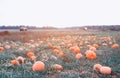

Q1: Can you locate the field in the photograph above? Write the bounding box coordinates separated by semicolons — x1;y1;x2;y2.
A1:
0;29;120;78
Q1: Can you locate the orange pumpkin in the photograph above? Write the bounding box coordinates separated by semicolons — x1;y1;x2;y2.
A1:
53;49;59;53
67;43;72;48
26;52;35;58
32;61;45;71
93;44;99;49
73;47;80;54
102;43;108;46
76;53;82;59
100;66;111;75
17;56;24;64
93;64;102;71
11;60;19;65
89;46;96;52
111;44;119;49
30;56;36;60
57;52;64;57
87;45;92;49
0;47;4;52
53;46;61;50
52;64;63;70
85;50;97;60
26;49;32;52
69;46;75;51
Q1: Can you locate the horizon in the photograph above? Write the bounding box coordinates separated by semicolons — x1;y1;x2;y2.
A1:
0;0;120;28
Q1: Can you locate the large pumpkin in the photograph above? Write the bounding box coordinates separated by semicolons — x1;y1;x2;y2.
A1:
100;66;111;75
85;50;97;60
32;61;45;71
111;44;119;49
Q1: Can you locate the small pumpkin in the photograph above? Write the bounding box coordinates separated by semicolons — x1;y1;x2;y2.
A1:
87;45;92;49
57;52;64;57
32;61;45;71
11;60;19;65
17;56;24;64
53;46;61;50
73;47;80;54
30;56;36;60
93;64;102;72
0;47;4;52
89;46;96;52
93;44;99;49
102;43;108;46
100;66;111;75
52;64;63;70
76;53;82;59
4;45;11;49
26;52;35;58
67;43;72;48
69;46;75;51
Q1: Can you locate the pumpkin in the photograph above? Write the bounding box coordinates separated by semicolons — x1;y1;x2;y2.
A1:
52;64;63;70
0;47;4;51
109;42;113;45
4;45;11;49
53;49;59;53
89;46;96;52
26;52;35;58
93;64;102;71
93;44;99;49
67;43;72;48
69;46;75;51
111;44;119;49
57;51;64;57
76;53;82;59
30;56;36;60
18;47;24;51
102;43;108;46
85;50;97;60
100;66;111;75
53;46;61;50
32;61;45;71
17;56;24;64
11;60;19;65
73;47;80;54
87;45;92;49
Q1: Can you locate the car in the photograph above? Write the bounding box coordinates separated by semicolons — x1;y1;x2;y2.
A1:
20;27;27;31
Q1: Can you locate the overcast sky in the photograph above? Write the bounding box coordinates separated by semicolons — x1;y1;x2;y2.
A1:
0;0;120;28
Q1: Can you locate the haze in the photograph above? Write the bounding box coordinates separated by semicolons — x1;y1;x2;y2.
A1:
0;0;120;28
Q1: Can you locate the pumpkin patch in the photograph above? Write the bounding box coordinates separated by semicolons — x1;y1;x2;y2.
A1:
0;30;119;78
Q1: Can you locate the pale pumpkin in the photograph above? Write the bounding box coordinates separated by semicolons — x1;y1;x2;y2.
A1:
100;66;111;75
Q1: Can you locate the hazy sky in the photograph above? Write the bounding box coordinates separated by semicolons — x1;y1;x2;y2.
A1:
0;0;120;28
